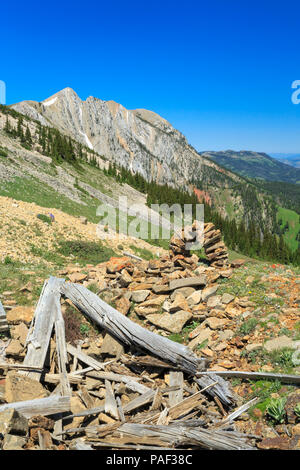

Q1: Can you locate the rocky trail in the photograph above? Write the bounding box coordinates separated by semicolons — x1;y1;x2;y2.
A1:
0;223;299;450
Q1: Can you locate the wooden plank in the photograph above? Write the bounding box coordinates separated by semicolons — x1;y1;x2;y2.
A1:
122;251;143;261
169;371;183;407
60;281;203;375
86;371;151;395
105;380;119;420
21;277;65;380
0;301;9;333
216;398;259;427
55;304;71;396
0;395;70;418
67;343;106;371
116;397;125;423
0;363;44;372
117;423;255;450
43;373;82;385
78;386;95;409
197;370;300;385
123;389;156;414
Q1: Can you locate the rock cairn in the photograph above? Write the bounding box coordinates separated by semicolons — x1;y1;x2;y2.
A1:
169;221;229;268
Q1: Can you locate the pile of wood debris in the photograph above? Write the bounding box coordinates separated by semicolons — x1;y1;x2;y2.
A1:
0;228;299;451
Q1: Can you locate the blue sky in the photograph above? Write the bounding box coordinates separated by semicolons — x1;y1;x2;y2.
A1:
1;0;300;153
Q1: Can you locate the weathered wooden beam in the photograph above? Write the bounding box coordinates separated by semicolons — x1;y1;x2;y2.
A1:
122;251;143;261
169;371;183;407
86;371;150;394
55;303;71;396
117;423;255;450
0;395;70;418
60;281;203;375
22;277;65;380
105;380;119;420
0;301;9;333
67;343;106;371
197;370;300;385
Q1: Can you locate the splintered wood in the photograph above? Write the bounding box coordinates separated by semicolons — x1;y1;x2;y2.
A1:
0;276;268;450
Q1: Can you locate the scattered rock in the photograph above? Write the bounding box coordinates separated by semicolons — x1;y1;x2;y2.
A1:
2;433;26;450
146;310;192;334
201;285;218;302
100;332;125;358
5;339;23;358
7;306;34;325
5;371;48;403
68;272;88;283
187;291;202;307
207;295;222;309
188;327;212;350
221;293;235;304
0;409;28;435
11;323;28;346
106;257;133;274
264;335;300;352
131;290;150;303
206;317;229;330
115;296;131;316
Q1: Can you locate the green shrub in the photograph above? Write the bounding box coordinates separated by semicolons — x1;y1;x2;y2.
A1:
37;214;52;225
238;318;258;335
294;403;300;419
266;397;286;424
57;240;115;265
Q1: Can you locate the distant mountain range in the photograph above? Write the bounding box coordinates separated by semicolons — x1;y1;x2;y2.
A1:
270;153;300;169
202;150;300;184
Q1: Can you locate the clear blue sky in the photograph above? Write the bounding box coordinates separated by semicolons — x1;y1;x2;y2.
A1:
1;0;300;153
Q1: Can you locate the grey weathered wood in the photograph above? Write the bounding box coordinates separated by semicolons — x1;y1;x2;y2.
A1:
122;251;143;261
216;398;259;427
123;389;156;414
116;396;125;423
156;407;169;425
195;373;235;406
67;343;106;371
0;395;70;418
55;304;71;396
60;281;203;375
0;363;44;372
169;371;183;407
62;405;105;420
86;371;150;394
0;301;9;333
197;370;300;385
22;277;65;380
117;423;255;450
43;372;82;385
105;380;119;420
72;439;94;450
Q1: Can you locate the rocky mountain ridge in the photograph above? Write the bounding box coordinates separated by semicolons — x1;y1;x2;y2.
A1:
12;88;241;188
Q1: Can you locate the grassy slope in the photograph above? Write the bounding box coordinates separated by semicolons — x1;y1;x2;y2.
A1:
277;206;300;251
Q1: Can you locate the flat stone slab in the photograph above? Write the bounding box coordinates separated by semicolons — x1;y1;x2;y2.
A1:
169;276;207;291
264;335;300;352
146;310;192;334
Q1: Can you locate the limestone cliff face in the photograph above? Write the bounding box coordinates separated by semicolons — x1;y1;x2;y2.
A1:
12;88;239;188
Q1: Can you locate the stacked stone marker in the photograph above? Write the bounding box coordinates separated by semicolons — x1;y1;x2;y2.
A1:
169;221;229;268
